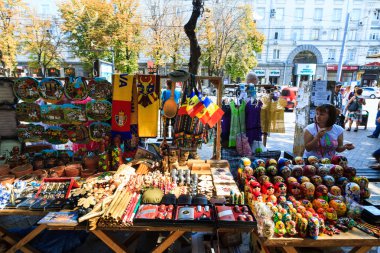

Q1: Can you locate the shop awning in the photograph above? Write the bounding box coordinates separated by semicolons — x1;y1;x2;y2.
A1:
326;65;358;71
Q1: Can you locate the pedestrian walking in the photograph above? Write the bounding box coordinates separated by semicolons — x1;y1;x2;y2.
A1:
346;88;366;132
333;82;344;127
367;101;380;138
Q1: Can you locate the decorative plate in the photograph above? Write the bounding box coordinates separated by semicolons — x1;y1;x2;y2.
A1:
88;77;112;100
64;124;89;144
41;105;65;124
62;104;87;124
13;77;40;102
44;126;69;144
86;100;112;121
64;77;88;101
88;122;111;141
38;78;64;104
16;102;41;122
17;124;44;142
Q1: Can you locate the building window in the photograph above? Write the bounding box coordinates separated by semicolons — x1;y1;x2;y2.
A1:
314;8;323;21
370;32;380;40
328;49;336;60
273;30;283;40
330;29;339;40
275;8;284;20
295;8;304;21
274;32;279;39
347;49;356;61
256;52;262;60
273;49;280;59
351;9;361;21
311;29;320;40
256;7;265;20
367;47;379;56
333;8;342;21
292;29;302;41
348;30;357;40
374;9;380;21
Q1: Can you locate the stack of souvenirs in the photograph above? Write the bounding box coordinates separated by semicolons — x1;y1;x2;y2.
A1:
238;155;373;239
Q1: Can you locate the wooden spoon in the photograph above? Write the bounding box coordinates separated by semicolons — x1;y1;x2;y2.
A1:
163;83;177;118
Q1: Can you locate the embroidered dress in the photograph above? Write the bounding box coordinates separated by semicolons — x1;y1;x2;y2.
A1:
229;100;246;147
303;123;344;159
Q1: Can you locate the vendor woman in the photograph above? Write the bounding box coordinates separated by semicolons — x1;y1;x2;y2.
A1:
304;104;355;159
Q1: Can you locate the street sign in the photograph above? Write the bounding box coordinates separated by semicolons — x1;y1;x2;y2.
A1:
269;70;280;76
295;64;316;75
253;69;266;76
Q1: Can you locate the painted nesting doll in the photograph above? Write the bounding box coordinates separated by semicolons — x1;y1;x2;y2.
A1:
323;175;335;189
255;166;266;178
297;217;308;238
288;182;303;200
266;158;278;168
286;220;297;236
298;176;311;184
301;182;315;201
336;177;349;194
345;182;360;202
278;158;292;169
330;165;344;179
274;221;286;237
331;155;348;168
307;156;319;165
311;175;323;186
315;185;329;202
253;159;265;169
312;198;329;211
273;176;285;184
325;207;338;223
291;165;303;178
343;166;357;180
307;216;320;239
329;199;347;217
317;164;330;178
328;186;345;202
286;177;298;185
320;158;331;164
279;166;292;179
266;165;278;177
294;156;305;165
353;176;370;199
258;175;271;185
262;181;275;202
303;165;317;177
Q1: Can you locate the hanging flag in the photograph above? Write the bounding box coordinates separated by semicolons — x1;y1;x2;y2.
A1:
206;102;225;128
137;75;159;137
177;97;190;116
130;76;138;125
111;74;133;140
186;93;204;118
196;96;212;125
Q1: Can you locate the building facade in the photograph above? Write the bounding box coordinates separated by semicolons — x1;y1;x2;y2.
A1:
251;0;380;86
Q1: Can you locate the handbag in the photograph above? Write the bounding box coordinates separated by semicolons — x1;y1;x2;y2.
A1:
347;98;359;112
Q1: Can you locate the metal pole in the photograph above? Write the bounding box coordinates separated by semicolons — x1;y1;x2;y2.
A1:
336;1;350;82
111;47;115;73
265;0;273;75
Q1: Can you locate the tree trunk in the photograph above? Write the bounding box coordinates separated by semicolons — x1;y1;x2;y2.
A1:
184;0;203;75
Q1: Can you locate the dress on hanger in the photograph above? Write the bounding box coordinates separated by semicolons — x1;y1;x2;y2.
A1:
229;100;246;147
245;99;263;143
221;103;231;148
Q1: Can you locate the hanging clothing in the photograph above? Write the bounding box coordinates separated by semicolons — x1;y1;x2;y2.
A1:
137;75;160;137
245;99;262;143
221;103;231;148
229;100;246;147
260;96;285;134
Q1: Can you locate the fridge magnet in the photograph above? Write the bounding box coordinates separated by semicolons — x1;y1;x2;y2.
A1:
38;78;64;104
64;125;89;144
62;104;87;124
88;77;112;100
44;126;69;144
86;100;112;121
64;76;88;101
41;105;65;124
13;77;40;102
17;124;44;142
16;102;41;122
89;122;111;141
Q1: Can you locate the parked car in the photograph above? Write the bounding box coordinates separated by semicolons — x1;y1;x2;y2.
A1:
361;87;380;99
280;87;298;110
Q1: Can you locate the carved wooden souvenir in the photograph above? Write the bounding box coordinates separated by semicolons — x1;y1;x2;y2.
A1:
89;122;111;141
64;124;89;144
87;77;112;100
62;104;87;124
41;105;65;124
17;124;44;142
44;126;68;144
16;102;41;122
64;77;88;100
86;100;112;121
38;78;63;103
13;77;40;102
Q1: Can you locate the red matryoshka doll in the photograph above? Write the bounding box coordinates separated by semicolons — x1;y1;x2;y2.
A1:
330;165;344;179
308;216;320;239
288;182;303;200
303;165;316;177
266;158;278;168
301;199;313;209
297;217;308;238
278;158;292;169
253;159;265;169
307;156;319;165
301;182;315;201
323;175;335;189
279;166;291;179
262;181;275;201
311;175;323;186
286;176;297;185
343;166;356;180
315;185;329;201
255;166;266;178
312;198;329;211
291;165;303;178
274;182;287;197
273;175;285;184
250;181;262;198
256;193;264;202
317;164;330;177
258;175;271;185
316;208;326;221
294;156;305;165
325;207;338;223
320;158;331;164
331;155;348;168
298;176;310;184
328;186;344;202
266;165;278;177
345;182;360;202
329;199;347;217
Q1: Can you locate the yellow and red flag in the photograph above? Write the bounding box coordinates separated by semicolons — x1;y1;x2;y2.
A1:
206;102;224;128
186;92;204;118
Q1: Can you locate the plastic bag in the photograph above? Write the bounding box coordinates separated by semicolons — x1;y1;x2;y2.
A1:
236;132;252;156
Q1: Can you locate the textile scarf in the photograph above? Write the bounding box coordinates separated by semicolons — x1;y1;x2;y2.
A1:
111;74;133;140
137;75;160;137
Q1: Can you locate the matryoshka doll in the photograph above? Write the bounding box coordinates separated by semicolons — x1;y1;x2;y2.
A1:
286;220;297;236
298;176;310;184
272;182;286;197
353;176;371;199
311;175;323;186
291;165;303;178
274;221;286;237
317;164;330;178
266;165;278;177
320;158;331;164
255;166;266;178
343;166;357;181
301;199;313;209
239;157;251;181
243;166;254;180
279;166;291;179
253;158;265;169
312;198;329;211
266;158;278;168
315;185;329;201
307;156;319;165
303;165;316;177
316;208;326;221
336;177;349;194
288;182;303;200
325;207;338;224
273;176;285;184
286;176;298;185
308;216;320;239
262;181;275;202
258;175;271;185
294;156;305;165
330;165;344;179
345;182;360;202
278;158;292;169
329;199;347;217
250;181;262;200
297;217;308;238
323;175;335;189
301;182;315;201
328;186;345;202
331;155;348;168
